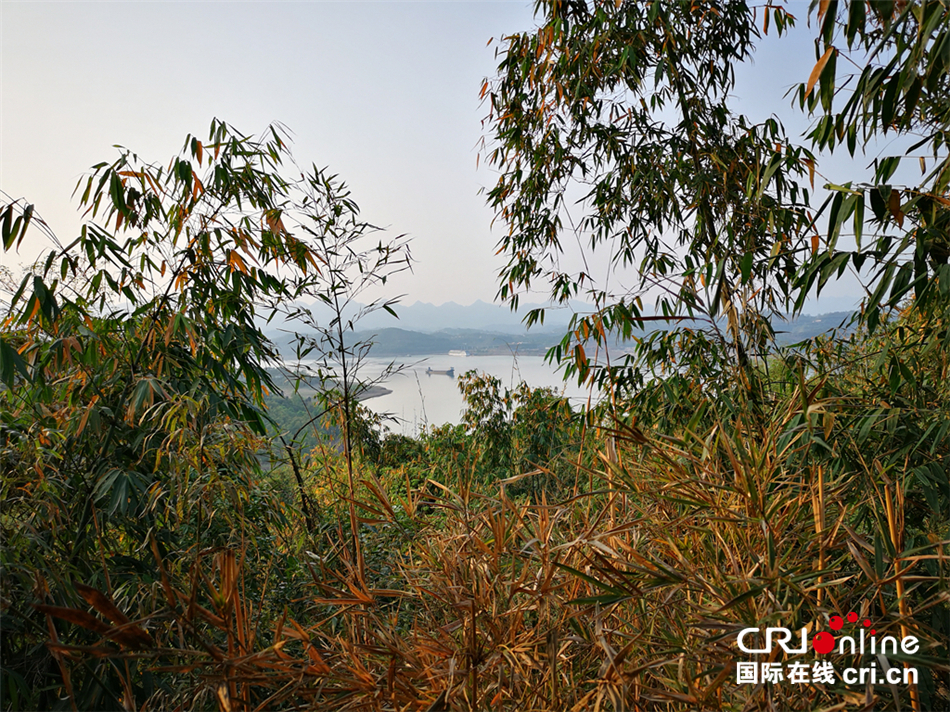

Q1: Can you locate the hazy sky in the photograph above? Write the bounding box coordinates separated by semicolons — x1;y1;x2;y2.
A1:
2;1;879;311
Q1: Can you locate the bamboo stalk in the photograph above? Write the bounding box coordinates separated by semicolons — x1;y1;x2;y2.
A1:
884;481;919;712
813;465;825;608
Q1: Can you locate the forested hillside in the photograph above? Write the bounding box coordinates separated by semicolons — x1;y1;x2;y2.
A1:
270;311;856;358
1;2;948;711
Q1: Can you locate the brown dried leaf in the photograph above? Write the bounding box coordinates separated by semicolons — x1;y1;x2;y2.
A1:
74;583;153;649
74;583;130;626
888;189;904;227
35;604;114;637
806;47;834;97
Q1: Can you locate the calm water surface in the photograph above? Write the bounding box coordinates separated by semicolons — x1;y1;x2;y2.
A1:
356;353;598;434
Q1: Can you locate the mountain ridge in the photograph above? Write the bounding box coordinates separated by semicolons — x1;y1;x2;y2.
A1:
271;311;856;358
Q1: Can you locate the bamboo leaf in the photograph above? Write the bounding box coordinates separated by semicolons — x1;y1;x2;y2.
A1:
806;47;835;97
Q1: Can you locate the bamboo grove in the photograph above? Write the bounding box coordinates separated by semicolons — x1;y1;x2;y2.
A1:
2;1;949;710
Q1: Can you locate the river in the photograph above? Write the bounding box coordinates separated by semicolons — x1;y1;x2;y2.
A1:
354;353;599;434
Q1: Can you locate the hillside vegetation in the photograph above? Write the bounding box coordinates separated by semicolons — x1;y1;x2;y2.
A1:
2;2;948;711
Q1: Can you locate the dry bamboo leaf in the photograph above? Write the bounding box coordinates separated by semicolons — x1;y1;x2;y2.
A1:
806;47;835;97
34;604;114;638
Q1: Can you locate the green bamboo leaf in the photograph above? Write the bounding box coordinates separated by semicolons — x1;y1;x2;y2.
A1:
0;337;30;386
554;563;624;594
568;594;631;606
1;204;13;250
713;584;767;614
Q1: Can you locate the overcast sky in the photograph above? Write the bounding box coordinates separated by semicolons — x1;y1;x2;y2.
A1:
2;1;877;312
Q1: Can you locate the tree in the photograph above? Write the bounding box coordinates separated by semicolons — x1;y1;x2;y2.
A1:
793;0;950;334
484;0;949;402
484;5;950;709
2;121;313;553
0;120;399;709
484;0;816;400
458;371;576;496
282;169;411;579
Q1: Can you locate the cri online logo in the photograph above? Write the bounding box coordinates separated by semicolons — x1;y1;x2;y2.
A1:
737;610;919;657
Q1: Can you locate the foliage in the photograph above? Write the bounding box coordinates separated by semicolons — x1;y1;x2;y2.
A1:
1;119;322;502
274;166;410;576
0;121;387;709
475;1;950;710
483;0;950;404
795;0;950;332
2;1;949;707
17;364;945;710
457;370;578;495
484;0;816;395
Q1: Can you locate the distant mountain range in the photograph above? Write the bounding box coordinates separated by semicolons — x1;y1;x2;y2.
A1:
265;298;857;341
361;299;593;333
268;301;856;358
264;299;589;335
